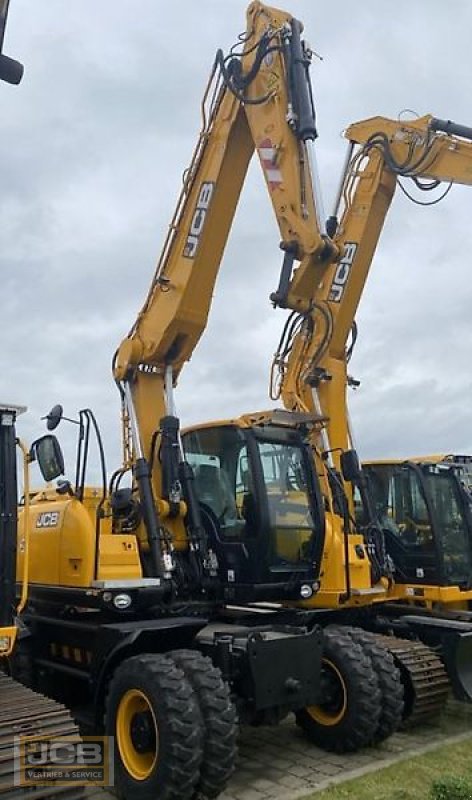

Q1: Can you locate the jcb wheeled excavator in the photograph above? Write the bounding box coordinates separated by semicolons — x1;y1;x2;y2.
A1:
13;5;336;800
269;112;472;701
10;3;472;798
0;7;85;797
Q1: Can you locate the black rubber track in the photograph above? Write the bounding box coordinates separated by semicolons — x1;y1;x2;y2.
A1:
345;628;404;743
296;625;381;753
105;653;203;800
169;649;238;799
375;635;450;726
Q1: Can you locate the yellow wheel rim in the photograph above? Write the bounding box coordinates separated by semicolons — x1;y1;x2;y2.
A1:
306;658;348;727
116;689;158;781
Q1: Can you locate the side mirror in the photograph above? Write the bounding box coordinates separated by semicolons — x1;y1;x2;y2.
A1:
340;449;362;483
45;404;64;431
30;435;65;482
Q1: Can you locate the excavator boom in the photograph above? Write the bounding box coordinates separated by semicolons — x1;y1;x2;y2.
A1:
114;1;334;387
111;1;343;591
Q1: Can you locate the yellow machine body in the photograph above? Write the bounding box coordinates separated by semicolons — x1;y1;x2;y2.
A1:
18;488;142;588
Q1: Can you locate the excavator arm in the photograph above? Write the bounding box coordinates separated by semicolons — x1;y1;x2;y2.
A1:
114;2;334;390
112;1;337;575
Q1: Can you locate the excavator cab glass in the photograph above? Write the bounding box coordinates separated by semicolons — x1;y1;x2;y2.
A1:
362;463;472;588
422;465;472;586
182;424;322;598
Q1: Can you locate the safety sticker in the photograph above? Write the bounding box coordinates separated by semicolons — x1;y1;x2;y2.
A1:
258;138;283;190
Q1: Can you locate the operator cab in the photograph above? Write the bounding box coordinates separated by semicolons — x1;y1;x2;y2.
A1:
360;462;472;589
182;416;325;601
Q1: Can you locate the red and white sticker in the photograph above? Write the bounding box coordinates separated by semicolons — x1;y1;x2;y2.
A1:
258;138;283;190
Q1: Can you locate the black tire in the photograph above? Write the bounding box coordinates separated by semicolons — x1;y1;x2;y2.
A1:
346;628;404;743
295;625;381;753
105;653;203;800
169;649;238;798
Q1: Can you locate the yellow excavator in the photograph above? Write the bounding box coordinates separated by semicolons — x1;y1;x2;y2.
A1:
265;106;472;707
15;5;337;799
10;2;472;797
0;5;86;797
270;108;472;702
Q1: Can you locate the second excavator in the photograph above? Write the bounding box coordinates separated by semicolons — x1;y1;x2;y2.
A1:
269;101;472;704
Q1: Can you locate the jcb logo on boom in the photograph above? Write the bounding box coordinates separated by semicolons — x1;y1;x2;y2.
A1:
36;511;59;529
183;182;215;259
328;242;358;303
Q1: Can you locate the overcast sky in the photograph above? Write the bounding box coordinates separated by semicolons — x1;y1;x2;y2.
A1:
2;0;472;485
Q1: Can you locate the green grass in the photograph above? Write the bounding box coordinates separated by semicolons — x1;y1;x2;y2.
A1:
305;738;472;800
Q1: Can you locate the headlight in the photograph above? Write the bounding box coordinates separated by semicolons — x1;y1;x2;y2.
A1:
300;584;313;599
113;593;132;610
